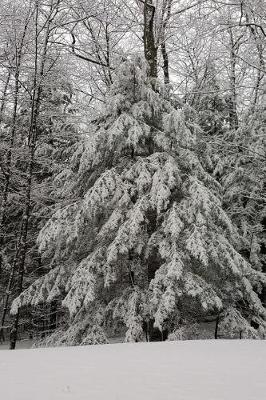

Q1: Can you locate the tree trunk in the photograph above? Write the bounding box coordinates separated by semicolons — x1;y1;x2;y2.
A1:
0;70;11;121
143;0;157;78
9;149;34;349
160;0;172;86
0;16;31;341
161;42;170;85
9;0;53;349
0;257;18;342
228;28;239;130
0;70;11;294
215;315;220;339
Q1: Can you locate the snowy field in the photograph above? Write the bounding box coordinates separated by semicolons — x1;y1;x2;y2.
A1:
1;341;266;400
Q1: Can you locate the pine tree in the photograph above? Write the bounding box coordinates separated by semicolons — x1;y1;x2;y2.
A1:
188;62;228;138
190;70;266;334
214;106;266;308
11;58;266;344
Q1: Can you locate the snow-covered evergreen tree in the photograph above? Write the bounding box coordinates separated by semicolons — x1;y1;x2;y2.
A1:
187;62;228;137
11;58;266;343
213;106;266;308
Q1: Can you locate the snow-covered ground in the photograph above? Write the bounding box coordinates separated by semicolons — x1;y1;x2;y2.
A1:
1;340;265;400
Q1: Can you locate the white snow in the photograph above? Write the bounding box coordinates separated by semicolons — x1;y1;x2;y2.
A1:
0;340;266;400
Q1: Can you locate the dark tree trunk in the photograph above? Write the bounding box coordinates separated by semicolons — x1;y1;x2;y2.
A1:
161;42;169;85
0;70;11;120
143;319;168;342
228;28;239;130
215;315;220;339
260;217;266;306
0;260;17;342
143;0;157;78
160;0;172;86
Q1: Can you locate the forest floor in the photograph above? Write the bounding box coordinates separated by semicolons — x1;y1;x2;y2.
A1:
1;340;265;400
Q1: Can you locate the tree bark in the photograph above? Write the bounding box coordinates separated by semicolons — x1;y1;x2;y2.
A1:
215;315;220;339
160;0;172;85
0;70;11;121
143;0;157;78
161;42;169;85
228;28;239;130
